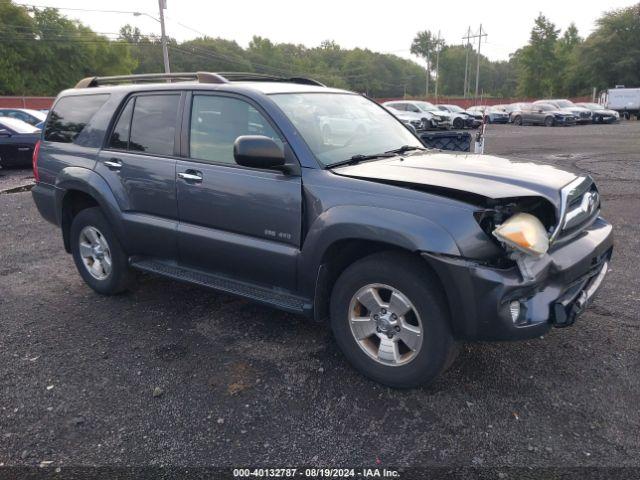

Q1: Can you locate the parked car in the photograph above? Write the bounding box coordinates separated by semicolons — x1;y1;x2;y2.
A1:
383;106;425;132
512;103;576;126
0;108;47;127
599;87;640;119
436;104;481;129
533;99;592;124
0;117;41;167
382;101;449;130
575;103;620;124
507;103;531;123
467;105;510;124
32;72;612;388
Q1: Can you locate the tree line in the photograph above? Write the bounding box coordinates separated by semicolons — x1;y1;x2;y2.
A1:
0;1;638;99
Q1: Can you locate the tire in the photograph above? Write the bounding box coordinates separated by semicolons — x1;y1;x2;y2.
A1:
545;116;555;127
70;207;134;295
452;117;464;129
513;115;522;126
330;252;456;388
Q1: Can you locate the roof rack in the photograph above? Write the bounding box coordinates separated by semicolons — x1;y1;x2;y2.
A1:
75;71;325;89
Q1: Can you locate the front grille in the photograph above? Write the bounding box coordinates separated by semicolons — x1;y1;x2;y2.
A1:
560;179;600;238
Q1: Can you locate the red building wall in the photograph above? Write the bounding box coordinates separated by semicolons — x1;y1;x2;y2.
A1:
0;97;55;109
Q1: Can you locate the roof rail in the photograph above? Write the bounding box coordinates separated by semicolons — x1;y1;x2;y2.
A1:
75;71;227;88
75;71;325;89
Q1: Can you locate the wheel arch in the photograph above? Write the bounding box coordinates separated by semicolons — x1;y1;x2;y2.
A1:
300;206;460;323
55;167;126;253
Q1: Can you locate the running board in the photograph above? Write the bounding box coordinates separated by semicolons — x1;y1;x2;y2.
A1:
130;258;311;315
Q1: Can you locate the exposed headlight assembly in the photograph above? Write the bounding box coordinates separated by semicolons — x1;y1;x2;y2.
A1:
492;212;549;256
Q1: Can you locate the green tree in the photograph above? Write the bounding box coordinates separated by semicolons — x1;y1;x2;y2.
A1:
410;30;442;95
516;14;561;97
578;3;640;90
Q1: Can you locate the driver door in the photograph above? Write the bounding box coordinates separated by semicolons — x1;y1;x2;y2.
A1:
176;92;302;291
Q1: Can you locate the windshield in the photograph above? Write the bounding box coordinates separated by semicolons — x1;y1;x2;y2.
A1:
445;105;464;112
556;100;575;108
271;93;422;167
581;103;602;110
0;117;40;134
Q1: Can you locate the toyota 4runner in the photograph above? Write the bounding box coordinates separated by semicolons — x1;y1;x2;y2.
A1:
31;72;613;388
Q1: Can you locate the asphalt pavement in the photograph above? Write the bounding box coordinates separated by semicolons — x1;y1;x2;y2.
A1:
0;122;638;470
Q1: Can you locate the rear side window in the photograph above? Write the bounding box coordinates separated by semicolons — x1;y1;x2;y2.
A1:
129;94;180;156
44;94;109;143
109;98;134;150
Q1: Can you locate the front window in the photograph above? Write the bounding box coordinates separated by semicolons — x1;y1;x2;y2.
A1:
271;93;422;167
556;100;575;108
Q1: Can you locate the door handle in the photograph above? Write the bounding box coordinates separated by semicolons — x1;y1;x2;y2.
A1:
104;158;123;170
178;170;203;183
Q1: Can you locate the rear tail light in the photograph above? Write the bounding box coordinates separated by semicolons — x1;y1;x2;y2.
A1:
32;140;41;182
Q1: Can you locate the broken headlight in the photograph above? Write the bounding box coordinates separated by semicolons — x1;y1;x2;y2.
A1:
493;212;549;256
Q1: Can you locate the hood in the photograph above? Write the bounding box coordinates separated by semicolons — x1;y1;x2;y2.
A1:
333;151;579;208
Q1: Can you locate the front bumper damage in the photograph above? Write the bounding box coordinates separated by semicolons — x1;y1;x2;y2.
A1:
422;216;613;341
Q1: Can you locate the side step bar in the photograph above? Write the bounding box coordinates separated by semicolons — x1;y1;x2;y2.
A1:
130;258;312;316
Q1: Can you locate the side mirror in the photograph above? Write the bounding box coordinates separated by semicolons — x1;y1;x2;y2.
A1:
538;109;544;113
234;135;286;170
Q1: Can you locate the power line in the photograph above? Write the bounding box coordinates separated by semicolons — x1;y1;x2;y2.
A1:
12;3;155;17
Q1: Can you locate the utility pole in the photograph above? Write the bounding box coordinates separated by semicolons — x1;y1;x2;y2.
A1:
158;0;170;74
434;30;441;103
462;27;471;98
474;24;487;100
425;56;430;98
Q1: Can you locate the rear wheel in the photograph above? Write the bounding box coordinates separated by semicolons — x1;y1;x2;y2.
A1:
545;116;555;127
330;252;456;388
70;207;134;295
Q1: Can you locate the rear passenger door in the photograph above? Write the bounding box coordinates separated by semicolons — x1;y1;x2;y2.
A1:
97;92;182;260
175;92;302;291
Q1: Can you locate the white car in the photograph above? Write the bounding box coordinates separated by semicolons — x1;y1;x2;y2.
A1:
436;104;481;129
382;101;450;130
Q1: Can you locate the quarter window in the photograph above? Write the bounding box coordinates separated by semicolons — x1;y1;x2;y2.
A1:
44;94;109;143
189;95;282;164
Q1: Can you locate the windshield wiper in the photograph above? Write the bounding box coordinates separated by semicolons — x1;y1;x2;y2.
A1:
385;145;426;154
327;152;397;168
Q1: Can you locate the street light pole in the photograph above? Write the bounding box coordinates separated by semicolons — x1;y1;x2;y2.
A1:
158;0;170;74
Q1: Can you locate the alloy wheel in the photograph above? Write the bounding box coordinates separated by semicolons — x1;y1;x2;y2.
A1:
78;226;112;280
348;283;423;366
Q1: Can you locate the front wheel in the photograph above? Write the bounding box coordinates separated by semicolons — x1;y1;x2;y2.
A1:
70;207;134;295
513;115;522;126
330;252;456;388
545;116;555;127
452;117;464;129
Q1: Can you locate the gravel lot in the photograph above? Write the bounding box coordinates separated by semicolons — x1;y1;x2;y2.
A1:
1;122;639;470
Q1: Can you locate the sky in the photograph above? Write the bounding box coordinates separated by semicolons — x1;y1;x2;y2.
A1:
14;0;639;65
